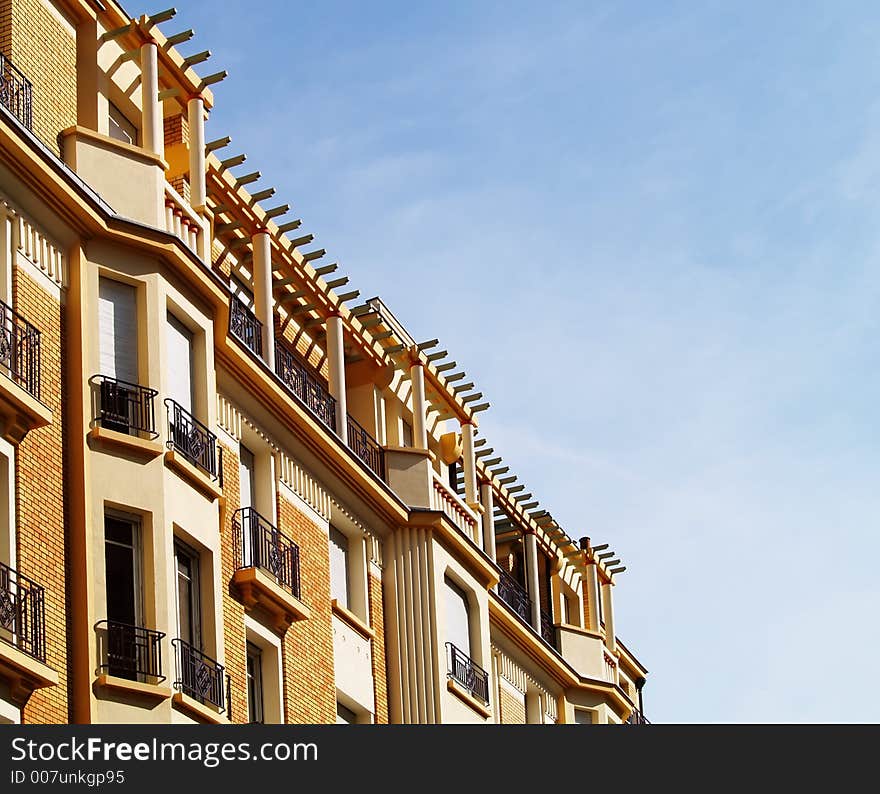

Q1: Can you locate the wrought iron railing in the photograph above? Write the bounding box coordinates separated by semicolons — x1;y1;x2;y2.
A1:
232;507;301;599
540;608;556;647
346;414;385;480
165;398;220;480
229;295;263;358
0;561;46;662
274;342;336;431
626;709;651;725
0;298;41;399
498;570;531;624
446;642;489;705
173;638;230;714
0;52;33;130
92;375;158;438
95;620;165;683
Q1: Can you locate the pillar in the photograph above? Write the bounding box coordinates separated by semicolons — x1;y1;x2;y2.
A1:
140;41;162;156
479;480;496;563
327;314;347;442
409;357;427;448
524;532;541;633
585;561;600;632
460;421;478;505
252;230;275;370
601;580;616;654
187;95;207;208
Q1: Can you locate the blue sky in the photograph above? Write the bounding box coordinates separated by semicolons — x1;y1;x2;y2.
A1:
171;1;880;722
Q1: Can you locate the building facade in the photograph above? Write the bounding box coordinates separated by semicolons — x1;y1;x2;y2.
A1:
0;0;649;725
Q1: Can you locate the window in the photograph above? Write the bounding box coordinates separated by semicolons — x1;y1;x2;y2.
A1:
166;313;195;414
444;576;471;658
174;540;201;650
239;445;256;510
401;419;413;448
104;513;142;628
99;278;138;384
329;527;350;609
336;702;358;724
246;642;264;724
108;103;137;146
574;708;594;725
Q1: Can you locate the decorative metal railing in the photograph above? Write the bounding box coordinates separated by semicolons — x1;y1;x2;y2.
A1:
92;375;158;438
95;620;165;683
232;507;301;599
626;709;651;725
165;398;220;480
0;298;41;399
498;570;531;624
446;642;489;705
0;52;33;130
229;295;263;358
540;608;556;647
0;561;46;661
274;342;336;431
173;638;230;714
346;414;385;480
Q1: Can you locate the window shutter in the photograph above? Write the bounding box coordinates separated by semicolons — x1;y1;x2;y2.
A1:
98;279;138;383
166;313;194;413
444;577;471;658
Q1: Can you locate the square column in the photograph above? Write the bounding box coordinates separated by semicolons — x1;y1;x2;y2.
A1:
187;95;207;209
327;314;347;442
251;230;275;370
140;41;163;157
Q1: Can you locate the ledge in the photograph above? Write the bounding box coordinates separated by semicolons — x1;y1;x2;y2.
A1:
232;566;311;632
60;125;169;171
88;426;164;459
446;679;492;719
0;641;58;706
0;374;52;444
164;449;223;500
171;691;229;724
94;674;171;702
331;599;375;640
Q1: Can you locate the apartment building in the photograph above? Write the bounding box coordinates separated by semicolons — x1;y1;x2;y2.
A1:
0;0;649;726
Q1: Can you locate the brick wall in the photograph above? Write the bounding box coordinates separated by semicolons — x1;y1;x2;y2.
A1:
217;441;250;723
498;685;526;725
14;269;67;723
276;494;335;723
9;0;77;153
368;570;388;723
1;0;11;56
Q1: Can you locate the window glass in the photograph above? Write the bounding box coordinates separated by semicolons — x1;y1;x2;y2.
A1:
246;642;264;724
174;541;201;649
104;514;141;627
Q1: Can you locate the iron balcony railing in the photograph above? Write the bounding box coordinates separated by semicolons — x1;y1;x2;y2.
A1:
95;620;165;683
232;507;301;599
229;295;263;358
498;570;531;624
0;561;46;662
92;375;158;438
626;709;651;725
0;298;41;399
346;414;385;480
446;642;489;705
274;342;336;431
540;608;556;647
173;638;230;714
165;398;221;481
0;52;33;130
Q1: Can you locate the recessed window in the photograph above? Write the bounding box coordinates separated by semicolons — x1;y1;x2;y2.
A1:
401;419;413;448
574;708;594;725
174;540;201;650
104;513;143;629
329;527;350;610
444;575;471;658
246;642;265;724
108;102;137;146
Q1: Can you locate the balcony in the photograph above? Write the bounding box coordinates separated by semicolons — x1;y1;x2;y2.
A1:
274;341;336;431
626;708;651;725
95;619;165;684
446;642;489;706
498;570;531;624
0;561;46;661
229;295;263;358
232;507;310;631
540;608;556;648
0;561;57;704
172;638;230;718
164;399;223;499
0;52;33;130
431;471;479;541
346;414;385;480
0;299;50;443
